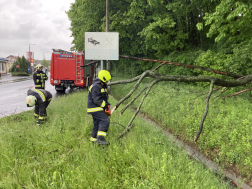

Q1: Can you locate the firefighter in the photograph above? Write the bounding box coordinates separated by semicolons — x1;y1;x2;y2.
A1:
87;70;112;145
33;64;48;89
26;89;52;126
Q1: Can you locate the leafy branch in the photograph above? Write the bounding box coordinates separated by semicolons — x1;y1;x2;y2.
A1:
108;70;252;141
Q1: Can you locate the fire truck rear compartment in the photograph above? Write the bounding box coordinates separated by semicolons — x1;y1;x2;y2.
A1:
50;49;95;92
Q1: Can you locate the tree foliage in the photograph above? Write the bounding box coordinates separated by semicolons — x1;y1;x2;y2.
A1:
41;59;50;68
67;0;252;77
202;0;252;42
10;56;29;73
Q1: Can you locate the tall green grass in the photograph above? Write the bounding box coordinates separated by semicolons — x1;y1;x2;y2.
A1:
0;91;230;188
110;75;252;182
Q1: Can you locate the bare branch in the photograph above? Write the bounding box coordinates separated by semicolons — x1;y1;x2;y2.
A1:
109;71;252;88
222;88;252;99
120;83;151;115
118;79;158;138
110;71;252;141
212;76;249;99
111;71;152;110
78;60;99;72
152;62;166;71
108;75;142;86
119;55;242;79
212;87;229;99
194;80;215;143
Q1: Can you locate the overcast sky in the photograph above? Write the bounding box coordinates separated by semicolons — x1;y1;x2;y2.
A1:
0;0;75;60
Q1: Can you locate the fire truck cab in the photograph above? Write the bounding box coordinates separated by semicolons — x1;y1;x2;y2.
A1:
50;49;96;92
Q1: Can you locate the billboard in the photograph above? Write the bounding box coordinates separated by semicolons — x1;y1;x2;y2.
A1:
26;52;34;66
85;32;119;60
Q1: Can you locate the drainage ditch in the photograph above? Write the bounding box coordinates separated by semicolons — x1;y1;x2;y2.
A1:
136;112;251;189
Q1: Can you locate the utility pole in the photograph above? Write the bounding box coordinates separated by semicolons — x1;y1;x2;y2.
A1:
106;0;110;72
106;0;111;93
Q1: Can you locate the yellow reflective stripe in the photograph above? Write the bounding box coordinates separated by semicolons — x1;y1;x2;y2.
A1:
47;98;51;101
32;89;46;102
34;113;39;116
87;107;103;112
101;100;105;108
35;85;42;87
101;88;107;93
97;131;106;136
90;137;97;142
39;116;44;120
36;79;39;83
36;74;40;76
89;85;93;92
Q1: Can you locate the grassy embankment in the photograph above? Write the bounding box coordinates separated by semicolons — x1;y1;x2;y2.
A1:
0;90;231;188
110;75;252;185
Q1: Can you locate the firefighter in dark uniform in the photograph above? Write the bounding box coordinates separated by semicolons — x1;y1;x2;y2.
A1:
33;64;48;89
87;70;112;145
26;89;52;126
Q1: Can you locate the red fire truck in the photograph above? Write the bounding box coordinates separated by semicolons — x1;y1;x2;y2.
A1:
50;49;97;92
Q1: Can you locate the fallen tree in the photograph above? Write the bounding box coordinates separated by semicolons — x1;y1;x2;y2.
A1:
108;61;252;142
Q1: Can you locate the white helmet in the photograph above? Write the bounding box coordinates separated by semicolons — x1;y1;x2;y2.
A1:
26;95;37;107
36;64;43;69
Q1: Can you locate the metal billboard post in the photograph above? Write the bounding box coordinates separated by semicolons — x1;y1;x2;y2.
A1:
101;60;103;70
106;0;111;92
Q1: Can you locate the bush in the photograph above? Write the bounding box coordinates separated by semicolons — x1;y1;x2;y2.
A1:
11;72;30;76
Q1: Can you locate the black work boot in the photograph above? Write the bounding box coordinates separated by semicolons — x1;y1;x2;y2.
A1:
43;112;47;119
90;137;97;143
96;136;110;145
36;118;44;126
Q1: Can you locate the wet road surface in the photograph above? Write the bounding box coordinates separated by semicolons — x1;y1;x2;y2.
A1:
0;73;79;118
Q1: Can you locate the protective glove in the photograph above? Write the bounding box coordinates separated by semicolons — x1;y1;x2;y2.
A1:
104;102;110;110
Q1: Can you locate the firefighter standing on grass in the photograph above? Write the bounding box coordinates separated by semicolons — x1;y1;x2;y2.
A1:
87;70;112;145
26;89;52;126
33;64;48;89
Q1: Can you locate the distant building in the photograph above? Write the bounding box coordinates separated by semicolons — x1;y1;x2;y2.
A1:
34;60;42;67
0;57;8;74
6;55;18;72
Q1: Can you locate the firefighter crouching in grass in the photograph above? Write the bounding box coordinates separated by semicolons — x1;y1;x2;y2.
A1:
87;70;112;145
33;64;48;89
26;89;52;126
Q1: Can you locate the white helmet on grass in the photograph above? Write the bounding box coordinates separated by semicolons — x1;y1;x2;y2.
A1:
26;95;37;107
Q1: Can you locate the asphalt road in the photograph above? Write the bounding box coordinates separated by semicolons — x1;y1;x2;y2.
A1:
0;73;75;118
